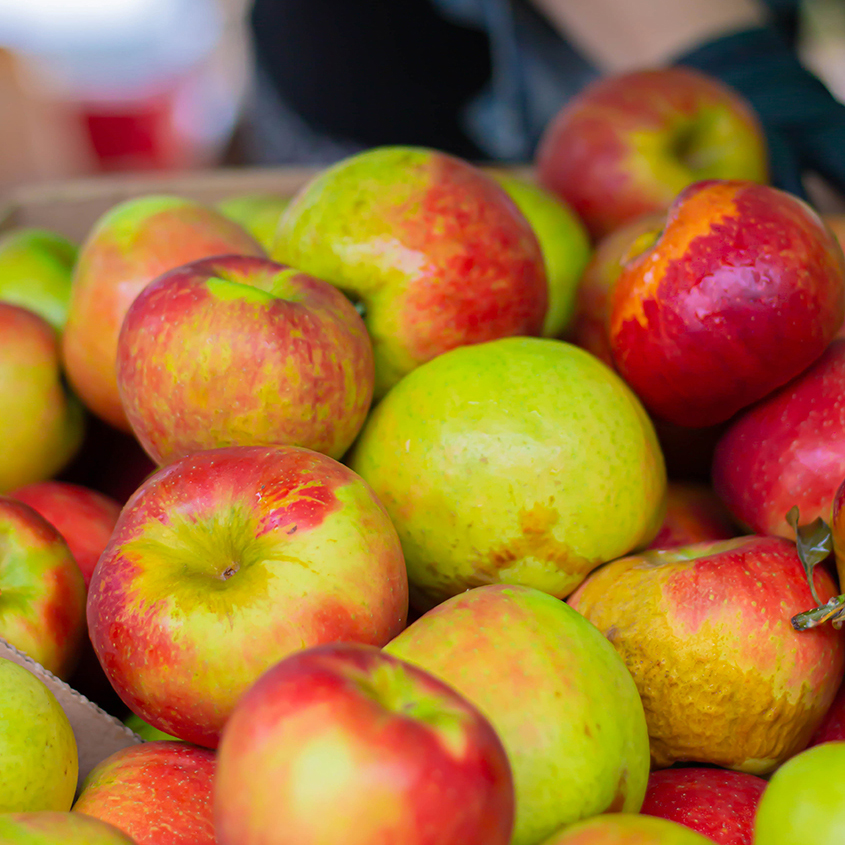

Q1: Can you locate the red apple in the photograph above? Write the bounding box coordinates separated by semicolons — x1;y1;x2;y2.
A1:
609;180;845;428
568;535;845;773
11;482;121;589
62;195;264;430
117;255;374;465
536;67;768;239
87;445;408;748
713;340;845;538
649;482;736;550
73;741;215;845
0;497;86;679
808;680;845;746
640;768;767;845
214;643;514;845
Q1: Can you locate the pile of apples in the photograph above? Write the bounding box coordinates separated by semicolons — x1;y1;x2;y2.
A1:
4;66;845;845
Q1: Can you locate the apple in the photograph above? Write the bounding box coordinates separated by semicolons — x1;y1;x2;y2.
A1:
62;195;264;430
0;657;78;812
609;179;845;428
0;813;136;844
640;768;766;845
0;228;77;330
0;304;85;493
536;67;768;239
348;337;666;609
568;535;845;773
808;680;845;746
385;584;651;845
272;146;548;398
649;482;736;550
0;497;86;679
117;255;374;465
714;340;845;539
217;193;291;252
214;643;515;845
73;741;215;845
538;814;713;845
753;741;845;845
486;170;591;337
124;713;181;743
87;445;408;748
11;481;121;589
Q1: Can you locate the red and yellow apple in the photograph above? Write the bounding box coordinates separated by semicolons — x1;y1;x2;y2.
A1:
648;482;736;550
539;814;713;845
0;813;136;844
808;678;845;746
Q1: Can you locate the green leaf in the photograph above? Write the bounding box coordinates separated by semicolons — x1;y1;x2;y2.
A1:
786;506;833;606
792;594;845;631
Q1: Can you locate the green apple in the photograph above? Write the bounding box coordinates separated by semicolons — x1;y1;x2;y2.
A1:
0;813;136;844
540;813;714;844
0;229;77;331
123;713;181;743
753;742;845;844
217;193;291;252
487;171;591;338
0;657;78;812
348;336;666;609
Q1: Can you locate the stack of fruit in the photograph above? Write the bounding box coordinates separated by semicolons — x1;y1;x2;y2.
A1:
3;66;845;845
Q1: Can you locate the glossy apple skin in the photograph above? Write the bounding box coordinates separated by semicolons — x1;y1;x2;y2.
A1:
273;146;547;398
11;482;121;589
215;643;514;845
62;195;263;430
640;768;766;845
649;482;736;550
0;304;85;493
0;498;86;679
74;742;215;845
536;67;767;239
808;680;845;746
385;585;650;845
117;255;374;465
568;536;845;773
610;180;845;428
0;813;136;844
540;814;713;845
713;340;845;538
87;445;408;748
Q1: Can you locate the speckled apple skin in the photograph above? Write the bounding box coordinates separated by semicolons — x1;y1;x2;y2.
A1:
568;535;845;774
0;813;136;844
610;180;845;428
62;195;263;430
539;814;713;845
385;585;651;845
713;340;845;539
273;146;547;398
349;337;666;608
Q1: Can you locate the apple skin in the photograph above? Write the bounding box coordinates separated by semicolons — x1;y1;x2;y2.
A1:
713;340;845;538
0;658;78;813
536;67;768;240
87;445;408;748
648;482;736;550
640;768;766;845
124;713;181;743
808;680;845;746
11;481;121;589
62;195;264;431
349;337;666;609
0;813;136;844
753;742;845;845
568;535;845;773
385;584;651;845
539;814;713;845
273;146;548;398
0;228;77;330
217;193;291;252
73;741;215;845
0;498;86;679
214;643;514;845
117;255;374;465
0;304;85;493
609;179;845;428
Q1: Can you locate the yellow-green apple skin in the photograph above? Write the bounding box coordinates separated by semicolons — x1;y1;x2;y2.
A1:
539;814;714;844
753;742;845;844
0;658;79;812
116;255;374;465
273;146;548;398
349;336;666;608
87;445;408;749
487;171;591;337
0;497;87;679
62;195;264;430
0;228;77;330
0;813;137;844
123;713;180;742
385;584;651;845
217;193;291;252
0;304;84;493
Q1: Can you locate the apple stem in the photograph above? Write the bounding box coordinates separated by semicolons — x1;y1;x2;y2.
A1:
221;564;239;580
792;594;845;631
